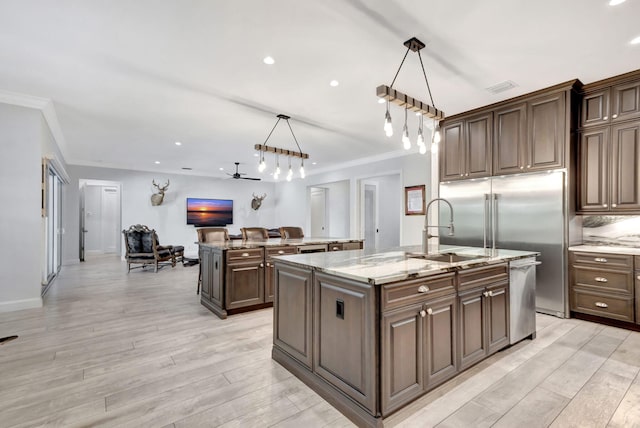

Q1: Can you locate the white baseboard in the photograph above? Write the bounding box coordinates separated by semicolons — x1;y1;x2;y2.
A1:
0;297;43;313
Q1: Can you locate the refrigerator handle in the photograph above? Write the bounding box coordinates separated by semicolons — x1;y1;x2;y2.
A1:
492;193;498;251
483;193;489;249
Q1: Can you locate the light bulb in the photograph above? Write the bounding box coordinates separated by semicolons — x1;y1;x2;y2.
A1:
418;142;427;155
258;159;266;172
275;164;281;175
286;166;293;182
431;141;439;154
417;128;424;146
384;110;393;137
402;125;411;150
299;160;305;179
273;171;279;180
433;127;441;144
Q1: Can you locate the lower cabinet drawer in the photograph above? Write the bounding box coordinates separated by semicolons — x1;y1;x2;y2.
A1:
382;273;456;311
573;266;633;294
571;289;634;322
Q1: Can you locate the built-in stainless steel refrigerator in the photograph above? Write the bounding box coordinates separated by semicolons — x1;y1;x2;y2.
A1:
440;170;568;317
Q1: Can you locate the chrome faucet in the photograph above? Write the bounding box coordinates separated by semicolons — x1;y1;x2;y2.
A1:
422;198;455;254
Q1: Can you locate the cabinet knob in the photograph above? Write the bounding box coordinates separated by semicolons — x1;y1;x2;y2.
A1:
488;290;494;297
332;247;339;251
460;174;464;177
603;116;608;120
426;308;433;315
266;262;270;267
603;204;608;208
594;257;608;263
417;285;430;293
594;301;608;308
612;204;617;208
594;276;608;283
420;310;426;318
260;263;264;268
612;114;618;119
278;250;285;254
520;166;524;170
526;165;531;168
465;173;469;176
637;275;640;280
483;291;489;297
242;252;249;257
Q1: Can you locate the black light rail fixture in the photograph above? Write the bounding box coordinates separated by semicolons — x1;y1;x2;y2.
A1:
254;114;309;181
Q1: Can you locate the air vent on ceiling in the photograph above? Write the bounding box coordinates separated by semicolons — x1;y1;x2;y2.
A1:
181;167;192;170
486;80;518;95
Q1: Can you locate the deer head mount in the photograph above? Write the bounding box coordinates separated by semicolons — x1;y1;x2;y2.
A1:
151;179;170;206
251;193;266;210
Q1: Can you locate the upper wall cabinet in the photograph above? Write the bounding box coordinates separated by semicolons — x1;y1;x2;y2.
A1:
581;72;640;128
440;112;492;181
440;80;577;181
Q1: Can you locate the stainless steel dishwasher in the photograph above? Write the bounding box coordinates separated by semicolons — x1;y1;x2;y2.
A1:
509;257;540;344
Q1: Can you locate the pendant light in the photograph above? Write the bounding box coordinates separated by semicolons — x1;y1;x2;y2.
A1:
299;158;305;179
286;156;293;182
258;150;266;172
255;114;310;180
273;154;281;180
401;107;411;150
384;101;393;137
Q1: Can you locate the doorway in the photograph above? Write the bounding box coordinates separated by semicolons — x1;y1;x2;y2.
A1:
363;183;379;250
310;187;328;237
79;180;122;260
359;174;401;251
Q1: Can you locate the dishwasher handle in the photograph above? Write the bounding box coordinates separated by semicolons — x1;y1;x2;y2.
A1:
511;261;542;270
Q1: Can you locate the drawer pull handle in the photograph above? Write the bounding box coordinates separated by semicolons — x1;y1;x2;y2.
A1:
278;250;285;254
483;291;489;297
595;302;608;308
417;285;430;293
420;310;426;318
266;262;270;267
260;263;264;268
595;277;608;283
332;247;339;251
426;307;433;315
242;252;249;257
594;258;607;263
637;275;640;280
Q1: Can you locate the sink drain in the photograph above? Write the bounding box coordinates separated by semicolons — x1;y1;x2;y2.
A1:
0;335;18;345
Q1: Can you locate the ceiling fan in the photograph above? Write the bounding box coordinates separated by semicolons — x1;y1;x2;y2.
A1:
227;162;261;181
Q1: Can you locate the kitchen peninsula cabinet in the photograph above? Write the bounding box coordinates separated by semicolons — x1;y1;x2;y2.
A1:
199;238;363;319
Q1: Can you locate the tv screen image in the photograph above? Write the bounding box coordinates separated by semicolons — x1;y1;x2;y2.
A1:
186;198;233;226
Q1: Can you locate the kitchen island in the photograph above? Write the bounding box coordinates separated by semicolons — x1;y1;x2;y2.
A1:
271;246;538;427
198;237;363;318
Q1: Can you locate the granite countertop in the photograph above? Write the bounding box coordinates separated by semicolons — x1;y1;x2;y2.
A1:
568;245;640;256
198;237;362;250
274;245;539;285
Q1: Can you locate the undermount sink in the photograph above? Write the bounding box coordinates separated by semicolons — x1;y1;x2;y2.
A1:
407;252;486;263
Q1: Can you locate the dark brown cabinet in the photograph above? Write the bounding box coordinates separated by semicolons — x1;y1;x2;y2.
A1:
265;246;298;303
582;78;640;127
493;93;566;175
225;249;265;310
381;274;457;415
578;122;640;213
636;255;640;325
440;112;492;181
457;264;509;371
570;251;635;323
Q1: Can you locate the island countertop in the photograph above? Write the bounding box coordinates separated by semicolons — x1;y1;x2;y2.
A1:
197;237;362;250
273;245;539;285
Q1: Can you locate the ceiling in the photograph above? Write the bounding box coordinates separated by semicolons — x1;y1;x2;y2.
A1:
1;0;639;180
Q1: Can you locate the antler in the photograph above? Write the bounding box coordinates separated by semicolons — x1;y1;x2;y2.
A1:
252;193;266;201
153;180;170;192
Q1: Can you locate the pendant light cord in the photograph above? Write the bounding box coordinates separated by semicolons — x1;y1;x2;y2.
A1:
262;117;282;145
390;47;411;88
285;119;303;156
418;51;436;109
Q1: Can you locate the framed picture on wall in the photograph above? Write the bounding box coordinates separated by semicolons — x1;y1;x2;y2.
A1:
405;185;426;215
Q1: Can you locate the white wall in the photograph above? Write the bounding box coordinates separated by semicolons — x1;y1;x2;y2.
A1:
315;180;350;237
63;166;277;263
375;174;401;249
0;103;60;311
274;152;431;246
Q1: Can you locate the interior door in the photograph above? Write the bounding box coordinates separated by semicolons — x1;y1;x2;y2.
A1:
101;187;119;253
79;184;86;262
310;187;327;237
363;183;379;250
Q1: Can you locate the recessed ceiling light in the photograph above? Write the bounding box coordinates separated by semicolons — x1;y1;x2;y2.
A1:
219;167;224;171
253;153;259;157
154;161;160;164
330;80;339;87
263;56;275;65
377;98;386;104
175;141;182;146
312;162;317;165
631;35;640;44
609;0;626;5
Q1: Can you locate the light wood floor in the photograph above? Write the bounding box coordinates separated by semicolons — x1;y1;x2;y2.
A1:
1;255;639;427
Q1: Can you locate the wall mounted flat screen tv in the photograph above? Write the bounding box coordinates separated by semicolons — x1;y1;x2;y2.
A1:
186;198;233;226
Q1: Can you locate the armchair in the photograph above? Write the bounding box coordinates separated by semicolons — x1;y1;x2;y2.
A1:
241;227;269;240
122;224;183;272
279;226;304;239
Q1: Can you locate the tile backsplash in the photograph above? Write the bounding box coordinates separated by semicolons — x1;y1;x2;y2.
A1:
582;215;640;247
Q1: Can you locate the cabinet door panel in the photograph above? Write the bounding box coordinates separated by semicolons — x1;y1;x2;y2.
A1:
458;288;486;370
578;128;609;212
200;248;212;300
440;121;465;181
211;251;223;307
487;283;510;355
382;304;424;415
225;261;264;309
581;89;610;127
528;93;565;171
494;103;527;174
611;122;640;211
273;263;313;368
612;80;640;122
636;273;640;325
425;295;457;388
466;113;492;178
